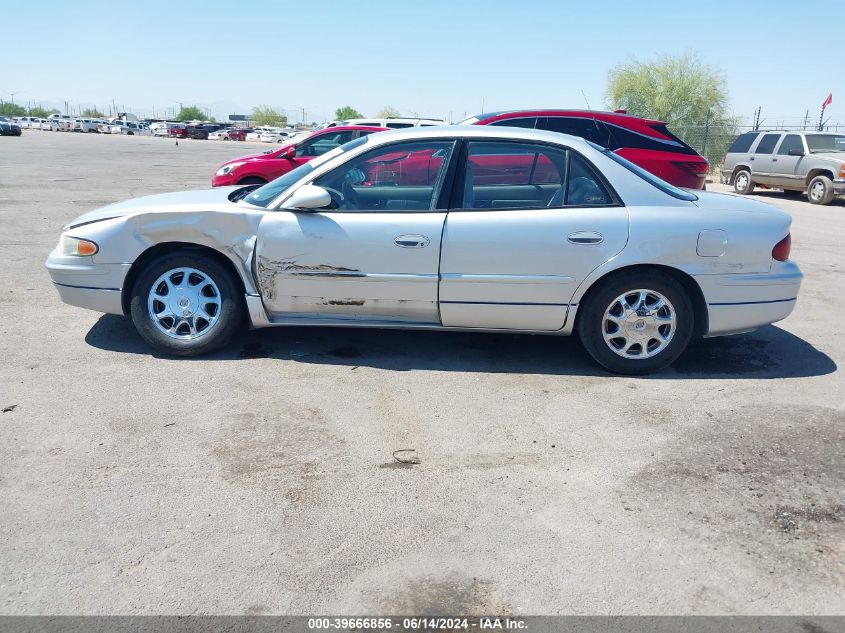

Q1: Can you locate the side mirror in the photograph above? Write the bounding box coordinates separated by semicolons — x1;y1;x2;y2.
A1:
281;185;331;211
787;148;804;157
279;146;296;159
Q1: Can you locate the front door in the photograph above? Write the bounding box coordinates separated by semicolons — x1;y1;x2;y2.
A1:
439;140;628;331
770;133;807;189
255;139;456;323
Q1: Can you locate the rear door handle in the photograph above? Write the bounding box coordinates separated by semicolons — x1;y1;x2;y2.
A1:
568;231;604;245
394;234;430;248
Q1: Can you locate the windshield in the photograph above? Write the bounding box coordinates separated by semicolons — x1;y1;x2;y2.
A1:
806;134;845;153
243;136;371;208
595;142;698;201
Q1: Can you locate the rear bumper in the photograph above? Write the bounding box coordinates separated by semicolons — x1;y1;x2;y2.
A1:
694;261;803;336
45;249;131;315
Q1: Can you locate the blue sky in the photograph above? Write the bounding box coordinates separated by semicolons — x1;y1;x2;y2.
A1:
1;0;841;125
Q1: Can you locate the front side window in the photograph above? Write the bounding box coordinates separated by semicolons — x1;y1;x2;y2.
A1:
295;131;354;157
460;141;568;209
777;134;804;155
313;140;455;212
754;133;781;155
489;117;538;129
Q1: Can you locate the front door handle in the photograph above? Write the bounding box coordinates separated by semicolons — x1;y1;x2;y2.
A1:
394;234;430;248
568;231;604;245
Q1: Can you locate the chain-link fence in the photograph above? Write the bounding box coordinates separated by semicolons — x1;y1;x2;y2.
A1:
672;120;845;175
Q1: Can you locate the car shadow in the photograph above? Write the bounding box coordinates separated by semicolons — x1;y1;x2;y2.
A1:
85;315;836;380
749;189;845;207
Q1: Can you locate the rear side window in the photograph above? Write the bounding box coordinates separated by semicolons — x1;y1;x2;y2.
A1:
777;134;803;155
537;116;608;146
728;132;758;153
754;134;781;154
489;117;537;129
604;122;699;155
385;122;413;128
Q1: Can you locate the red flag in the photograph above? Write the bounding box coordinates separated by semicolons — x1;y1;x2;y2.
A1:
822;93;833;109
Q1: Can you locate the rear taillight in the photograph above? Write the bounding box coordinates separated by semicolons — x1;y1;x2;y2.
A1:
772;234;791;262
672;160;709;175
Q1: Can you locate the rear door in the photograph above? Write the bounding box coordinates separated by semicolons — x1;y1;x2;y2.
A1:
254;139;456;323
749;133;781;184
439;140;628;331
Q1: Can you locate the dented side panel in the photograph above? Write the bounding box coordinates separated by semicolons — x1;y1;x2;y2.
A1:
255;211;446;322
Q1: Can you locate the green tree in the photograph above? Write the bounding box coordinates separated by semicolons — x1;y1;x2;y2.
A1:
376;106;401;119
82;108;105;118
251;105;287;127
335;105;363;120
175;105;208;121
606;52;738;167
0;102;26;117
27;106;53;118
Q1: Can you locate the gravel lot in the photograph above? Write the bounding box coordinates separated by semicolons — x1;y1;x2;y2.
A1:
0;131;842;615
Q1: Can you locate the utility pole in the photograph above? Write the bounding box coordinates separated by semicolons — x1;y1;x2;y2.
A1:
9;91;22;106
802;109;809;130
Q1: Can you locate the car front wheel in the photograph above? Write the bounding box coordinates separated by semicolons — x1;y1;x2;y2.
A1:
578;271;694;374
807;175;835;205
130;252;244;356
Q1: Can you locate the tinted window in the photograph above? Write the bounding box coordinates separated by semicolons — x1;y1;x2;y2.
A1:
313;140;455;212
461;141;567;209
385;122;413;128
603;122;698;155
728;132;758;153
489;117;538;129
566;154;611;206
538;116;607;145
777;134;803;155
296;131;354;157
754;134;780;154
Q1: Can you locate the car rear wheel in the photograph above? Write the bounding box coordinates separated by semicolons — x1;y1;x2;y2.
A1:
578;271;694;374
807;175;835;205
130;252;244;356
733;169;754;195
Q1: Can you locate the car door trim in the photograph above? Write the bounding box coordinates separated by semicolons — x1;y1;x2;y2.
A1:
440;273;575;284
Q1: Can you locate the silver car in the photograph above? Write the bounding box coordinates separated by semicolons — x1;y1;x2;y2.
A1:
46;126;802;374
721;130;845;205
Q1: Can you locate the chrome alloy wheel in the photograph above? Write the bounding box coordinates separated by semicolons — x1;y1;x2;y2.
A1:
809;180;826;202
147;267;222;340
602;289;676;359
735;172;749;191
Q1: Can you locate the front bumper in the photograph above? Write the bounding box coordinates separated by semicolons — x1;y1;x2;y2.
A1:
695;261;803;336
834;179;845;195
45;249;131;315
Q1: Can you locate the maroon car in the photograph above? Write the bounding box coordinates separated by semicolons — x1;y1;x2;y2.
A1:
461;110;708;189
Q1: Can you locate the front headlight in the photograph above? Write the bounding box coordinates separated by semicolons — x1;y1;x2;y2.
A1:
216;162;245;176
60;235;98;256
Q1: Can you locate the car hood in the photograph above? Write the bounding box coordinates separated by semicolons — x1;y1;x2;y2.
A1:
64;186;243;230
809;152;845;163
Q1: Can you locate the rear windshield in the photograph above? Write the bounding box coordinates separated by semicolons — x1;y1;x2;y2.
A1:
598;144;698;201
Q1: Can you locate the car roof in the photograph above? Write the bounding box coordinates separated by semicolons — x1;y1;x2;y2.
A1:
354;124;597;151
316;125;390;132
471;109;665;126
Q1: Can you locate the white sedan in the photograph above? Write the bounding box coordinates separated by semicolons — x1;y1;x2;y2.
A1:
45;126;801;373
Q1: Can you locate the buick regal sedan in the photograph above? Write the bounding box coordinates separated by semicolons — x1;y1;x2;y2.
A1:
46;127;802;374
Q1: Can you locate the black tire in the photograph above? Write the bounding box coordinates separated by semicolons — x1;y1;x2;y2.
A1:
127;131;134;136
129;252;244;356
733;169;754;194
807;175;835;205
237;176;267;185
577;270;694;375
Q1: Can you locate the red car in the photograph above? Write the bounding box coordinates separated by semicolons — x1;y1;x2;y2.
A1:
212;126;388;187
461;110;708;189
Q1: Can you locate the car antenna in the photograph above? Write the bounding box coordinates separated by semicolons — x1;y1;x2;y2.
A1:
581;90;611;146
